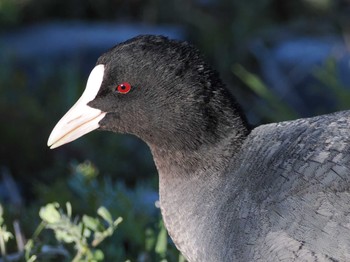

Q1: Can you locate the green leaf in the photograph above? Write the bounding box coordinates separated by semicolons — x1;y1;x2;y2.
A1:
76;161;99;180
39;203;61;224
83;215;100;231
0;226;13;242
27;255;37;262
145;228;156;251
178;254;186;262
93;249;104;261
155;221;168;257
55;230;75;243
83;227;92;238
66;202;72;218
0;205;3;221
97;206;113;224
113;217;123;228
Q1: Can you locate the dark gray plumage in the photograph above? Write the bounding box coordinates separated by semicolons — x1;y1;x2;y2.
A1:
48;35;350;262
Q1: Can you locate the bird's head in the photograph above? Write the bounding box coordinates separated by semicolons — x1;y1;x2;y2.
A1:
48;35;246;151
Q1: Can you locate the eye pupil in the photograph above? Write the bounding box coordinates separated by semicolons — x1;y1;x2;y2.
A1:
117;82;131;94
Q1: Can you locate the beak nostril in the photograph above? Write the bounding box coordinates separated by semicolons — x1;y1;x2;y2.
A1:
67;115;83;125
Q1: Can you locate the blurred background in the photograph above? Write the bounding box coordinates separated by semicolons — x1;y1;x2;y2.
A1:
0;0;350;261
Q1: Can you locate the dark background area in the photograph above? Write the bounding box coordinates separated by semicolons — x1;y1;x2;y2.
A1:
1;0;350;261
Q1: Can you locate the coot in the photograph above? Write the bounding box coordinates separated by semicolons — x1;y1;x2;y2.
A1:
48;35;350;262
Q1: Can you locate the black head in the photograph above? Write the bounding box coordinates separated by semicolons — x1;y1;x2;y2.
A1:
48;35;248;151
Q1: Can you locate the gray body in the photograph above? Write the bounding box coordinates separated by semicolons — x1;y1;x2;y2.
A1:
49;35;350;262
153;111;350;261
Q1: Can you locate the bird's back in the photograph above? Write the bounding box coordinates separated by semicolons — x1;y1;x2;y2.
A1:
228;110;350;261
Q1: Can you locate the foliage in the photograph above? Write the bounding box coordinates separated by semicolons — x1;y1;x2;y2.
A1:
0;201;122;261
233;64;299;122
313;58;350;111
0;0;21;26
0;162;184;262
0;205;14;258
24;202;121;262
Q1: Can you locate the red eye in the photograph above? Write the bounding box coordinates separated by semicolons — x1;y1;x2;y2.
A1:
116;82;131;94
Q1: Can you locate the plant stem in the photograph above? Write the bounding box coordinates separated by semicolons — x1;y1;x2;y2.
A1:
32;221;46;240
0;235;8;262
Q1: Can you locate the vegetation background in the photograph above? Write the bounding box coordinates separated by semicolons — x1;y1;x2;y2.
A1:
0;0;349;261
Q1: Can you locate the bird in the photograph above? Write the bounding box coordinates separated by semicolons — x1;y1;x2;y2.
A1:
47;35;350;262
